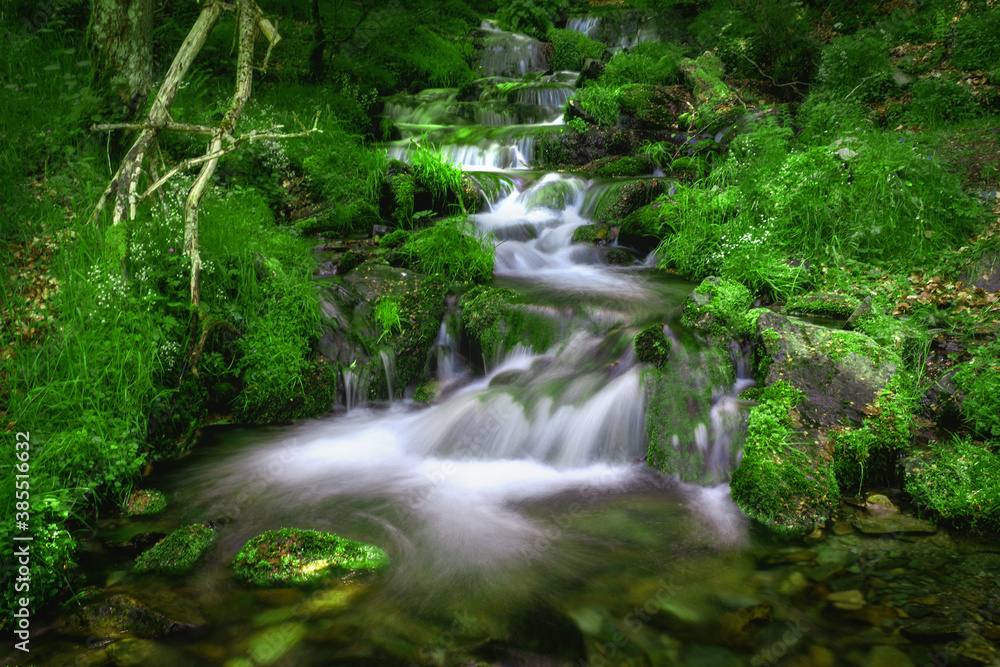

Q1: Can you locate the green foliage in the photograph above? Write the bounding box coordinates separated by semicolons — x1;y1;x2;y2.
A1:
411;143;466;208
950;8;1000;72
568;85;621;127
566;117;590;134
599;42;684;88
656;117;985;286
953;338;1000;438
375;297;403;343
380;229;410;249
907;75;982;127
497;0;569;40
907;437;1000;532
402;216;495;284
796;91;873;143
681;277;753;337
546;28;607;71
817;32;892;103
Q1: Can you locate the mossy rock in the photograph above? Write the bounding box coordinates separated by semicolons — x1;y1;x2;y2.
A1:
616;84;689;131
582;155;655;178
831;377;912;494
751;310;900;429
619;202;664;252
232;528;389;587
635;324;671;367
122;489;167;516
61;594;205;640
681;277;753;340
595;179;667;224
729;382;840;536
134;524;216;575
461;286;559;370
336;249;368;275
679;52;731;109
571;224;616;246
785;293;861;319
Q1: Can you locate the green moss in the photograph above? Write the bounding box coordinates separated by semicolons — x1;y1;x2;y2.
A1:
134;524;216;575
831;376;911;494
232;528;388;587
122;490;167;516
681;277;753;339
907;437;1000;534
571;224;614;246
634;324;671;368
644;343;735;482
587;155;655;178
785;293;860;319
461;287;558;369
730;382;839;535
379;229;410;249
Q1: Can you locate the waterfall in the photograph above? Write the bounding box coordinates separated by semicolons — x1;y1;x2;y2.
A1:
566;16;601;36
379;349;396;402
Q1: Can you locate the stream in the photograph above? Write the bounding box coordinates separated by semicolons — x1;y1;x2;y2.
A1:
16;16;1000;667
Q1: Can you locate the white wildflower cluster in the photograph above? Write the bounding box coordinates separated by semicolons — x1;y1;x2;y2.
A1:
87;264;130;323
335;72;378;115
711;218;776;264
244;101;293;177
158;339;183;372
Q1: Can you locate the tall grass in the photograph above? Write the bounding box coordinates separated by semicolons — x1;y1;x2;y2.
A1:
654;113;985;298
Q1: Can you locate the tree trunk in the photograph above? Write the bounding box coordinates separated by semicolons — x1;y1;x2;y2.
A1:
309;0;325;82
89;0;154;155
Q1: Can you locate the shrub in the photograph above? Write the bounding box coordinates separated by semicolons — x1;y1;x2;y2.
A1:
816;33;892;103
497;0;569;40
906;74;981;127
950;9;1000;72
599;41;684;87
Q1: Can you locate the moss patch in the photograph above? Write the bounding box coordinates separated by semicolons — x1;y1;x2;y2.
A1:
232;528;389;587
461;286;559;369
681;276;753;339
907;437;1000;534
634;324;671;368
134;524;216;575
785;293;861;319
729;382;839;536
122;489;167;516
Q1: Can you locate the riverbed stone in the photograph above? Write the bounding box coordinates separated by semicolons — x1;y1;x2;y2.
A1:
866;645;914;667
106;638;187;667
62;593;205;639
851;514;937;535
232;528;388;587
133;523;216;575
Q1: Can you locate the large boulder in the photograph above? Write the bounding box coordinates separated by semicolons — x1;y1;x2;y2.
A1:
750;310;899;428
680;277;752;341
